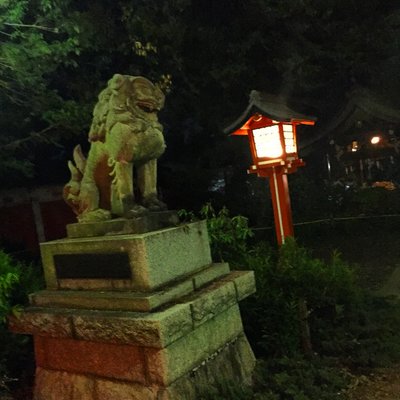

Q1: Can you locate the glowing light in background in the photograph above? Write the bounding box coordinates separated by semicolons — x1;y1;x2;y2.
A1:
370;136;381;145
351;141;359;152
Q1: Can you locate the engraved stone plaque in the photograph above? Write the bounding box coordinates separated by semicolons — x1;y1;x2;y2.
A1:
54;253;131;279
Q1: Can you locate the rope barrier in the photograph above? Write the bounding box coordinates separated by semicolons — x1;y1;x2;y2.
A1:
251;214;400;231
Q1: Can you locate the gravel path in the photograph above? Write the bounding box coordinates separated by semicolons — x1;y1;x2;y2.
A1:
347;367;400;400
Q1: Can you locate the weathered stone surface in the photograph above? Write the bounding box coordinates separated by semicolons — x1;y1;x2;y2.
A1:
95;380;158;400
192;262;230;289
58;278;127;290
142;303;194;347
157;334;255;400
35;336;147;383
34;368;95;400
33;334;255;400
73;303;193;348
31;264;232;313
132;221;211;290
40;248;57;290
8;309;72;338
31;279;194;312
73;312;160;347
30;282;193;313
12;270;255;346
40;221;211;291
145;304;244;385
222;270;256;300
67;211;179;238
188;279;237;326
145;280;194;310
232;333;257;383
31;290;148;311
63;74;166;223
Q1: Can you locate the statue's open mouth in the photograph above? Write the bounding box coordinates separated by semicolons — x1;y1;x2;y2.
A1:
137;101;159;113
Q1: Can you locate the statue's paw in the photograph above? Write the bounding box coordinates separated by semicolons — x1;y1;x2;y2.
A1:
143;195;167;212
125;204;149;218
78;209;112;223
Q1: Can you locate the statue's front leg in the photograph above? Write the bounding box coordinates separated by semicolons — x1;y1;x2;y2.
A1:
137;159;167;211
109;158;148;217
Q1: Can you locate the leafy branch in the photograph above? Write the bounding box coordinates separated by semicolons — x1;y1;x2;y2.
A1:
3;22;58;33
0;125;61;151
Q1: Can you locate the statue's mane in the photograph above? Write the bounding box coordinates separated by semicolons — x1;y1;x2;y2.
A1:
88;88;110;142
88;74;133;143
87;74;164;143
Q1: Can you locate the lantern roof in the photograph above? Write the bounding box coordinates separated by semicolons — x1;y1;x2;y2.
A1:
224;90;316;135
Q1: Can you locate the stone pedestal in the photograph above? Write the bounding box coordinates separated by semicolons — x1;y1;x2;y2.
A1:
9;217;256;399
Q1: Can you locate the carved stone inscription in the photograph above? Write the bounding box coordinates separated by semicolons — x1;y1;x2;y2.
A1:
54;253;131;279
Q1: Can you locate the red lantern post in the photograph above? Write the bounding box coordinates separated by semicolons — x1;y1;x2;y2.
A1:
224;92;316;246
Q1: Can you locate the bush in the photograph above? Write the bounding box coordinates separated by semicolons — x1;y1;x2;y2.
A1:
253;356;351;400
314;295;400;368
198;356;351;400
198;379;255;400
183;204;400;398
238;238;359;358
0;250;43;395
0;252;20;323
179;202;254;265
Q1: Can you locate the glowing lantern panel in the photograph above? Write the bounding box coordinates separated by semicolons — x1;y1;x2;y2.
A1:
283;124;296;154
252;125;283;159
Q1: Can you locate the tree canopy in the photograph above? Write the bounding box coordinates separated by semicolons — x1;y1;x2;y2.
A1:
0;0;399;209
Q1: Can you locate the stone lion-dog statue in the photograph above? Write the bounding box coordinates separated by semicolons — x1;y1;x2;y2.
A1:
63;74;167;223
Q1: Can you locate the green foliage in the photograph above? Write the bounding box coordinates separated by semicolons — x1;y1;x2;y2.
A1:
0;249;44;393
197;357;351;400
198;379;255;400
194;204;359;358
238;238;358;357
0;0;86;182
179;203;254;264
314;295;400;368
199;203;254;263
0;0;80;105
1;0;398;193
278;238;358;308
0;251;21;323
199;205;400;397
240;243;302;355
253;356;350;400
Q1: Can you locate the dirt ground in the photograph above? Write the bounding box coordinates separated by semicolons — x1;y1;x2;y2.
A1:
347;367;400;400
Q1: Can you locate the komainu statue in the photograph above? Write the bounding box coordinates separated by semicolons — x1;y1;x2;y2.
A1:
63;74;167;223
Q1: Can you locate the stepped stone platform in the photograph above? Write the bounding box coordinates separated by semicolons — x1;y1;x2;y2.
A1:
9;216;256;400
66;211;180;238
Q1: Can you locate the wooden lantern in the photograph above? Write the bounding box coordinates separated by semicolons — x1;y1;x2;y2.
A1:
224;91;316;245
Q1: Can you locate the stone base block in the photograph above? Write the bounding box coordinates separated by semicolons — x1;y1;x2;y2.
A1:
31;304;244;386
28;263;239;312
9;216;258;399
33;334;255;400
40;221;211;291
10;271;256;349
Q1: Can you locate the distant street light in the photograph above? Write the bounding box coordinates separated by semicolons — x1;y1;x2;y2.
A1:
370;136;381;145
224;91;316;246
